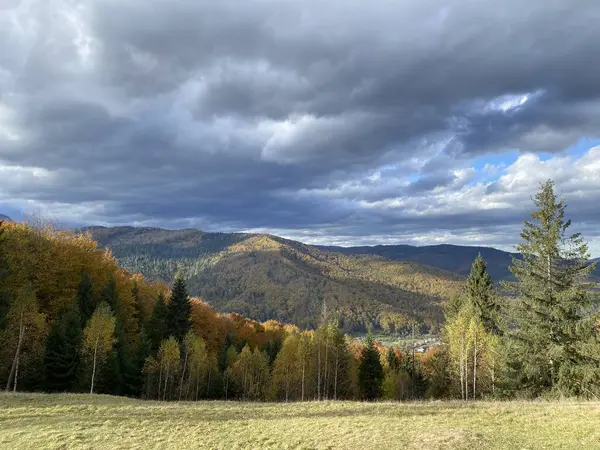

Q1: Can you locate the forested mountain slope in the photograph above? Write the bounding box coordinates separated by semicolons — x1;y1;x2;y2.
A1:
316;244;518;281
82;226;463;331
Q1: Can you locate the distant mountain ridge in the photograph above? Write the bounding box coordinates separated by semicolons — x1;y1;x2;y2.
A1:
80;225;598;330
316;243;519;281
81;226;464;331
0;214;12;222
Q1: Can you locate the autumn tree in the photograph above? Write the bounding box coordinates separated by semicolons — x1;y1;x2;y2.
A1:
2;285;46;392
0;221;11;327
83;302;116;394
187;333;208;401
297;331;313;401
272;333;300;401
157;336;181;400
509;180;598;396
167;276;192;342
178;330;208;400
229;345;270;401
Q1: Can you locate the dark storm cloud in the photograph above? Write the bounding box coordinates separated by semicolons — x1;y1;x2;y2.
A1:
1;0;600;251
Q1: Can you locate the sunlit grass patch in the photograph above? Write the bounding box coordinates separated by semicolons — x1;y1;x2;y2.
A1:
1;393;600;449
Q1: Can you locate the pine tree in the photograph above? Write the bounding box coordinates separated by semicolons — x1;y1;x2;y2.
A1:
167;276;192;343
44;306;83;392
465;254;501;334
509;180;598;396
148;293;168;352
114;318;138;397
358;332;383;400
77;272;96;325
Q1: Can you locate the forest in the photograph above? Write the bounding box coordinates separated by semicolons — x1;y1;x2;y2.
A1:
1;180;599;401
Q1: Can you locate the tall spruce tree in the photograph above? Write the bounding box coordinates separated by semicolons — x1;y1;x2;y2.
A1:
77;272;96;325
509;180;597;396
148;293;168;352
167;276;192;342
44;306;83;392
358;332;383;400
465;254;500;334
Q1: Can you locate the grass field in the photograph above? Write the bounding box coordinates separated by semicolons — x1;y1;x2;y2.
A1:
1;393;600;449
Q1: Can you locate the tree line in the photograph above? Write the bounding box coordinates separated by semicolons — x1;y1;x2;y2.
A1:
1;179;599;400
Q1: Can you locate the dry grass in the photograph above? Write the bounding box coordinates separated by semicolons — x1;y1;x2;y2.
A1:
1;393;600;449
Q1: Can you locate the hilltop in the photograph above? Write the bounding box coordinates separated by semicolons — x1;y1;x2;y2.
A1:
82;226;463;331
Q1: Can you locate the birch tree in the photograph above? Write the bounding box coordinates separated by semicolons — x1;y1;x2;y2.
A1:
83;302;116;394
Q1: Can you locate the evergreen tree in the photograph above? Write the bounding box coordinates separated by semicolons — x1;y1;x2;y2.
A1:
358;332;383;400
465;254;501;334
96;348;121;395
44;306;83;392
133;329;152;396
131;281;145;327
387;347;400;373
509;180;598;396
148;293;168;352
101;277;120;314
77;272;96;325
167;276;192;343
114;318;138;397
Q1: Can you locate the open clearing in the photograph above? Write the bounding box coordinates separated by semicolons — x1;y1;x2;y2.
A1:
1;393;599;449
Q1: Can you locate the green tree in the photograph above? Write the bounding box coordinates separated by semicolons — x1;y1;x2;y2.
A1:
82;302;116;394
167;276;192;342
77;272;96;325
44;306;83;392
465;254;501;334
509;180;598;396
101;277;119;313
148;293;168;352
358;332;383;400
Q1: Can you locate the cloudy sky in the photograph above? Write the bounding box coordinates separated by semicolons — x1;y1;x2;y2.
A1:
1;0;600;255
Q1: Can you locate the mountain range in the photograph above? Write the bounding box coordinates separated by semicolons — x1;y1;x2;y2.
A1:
77;226;518;331
30;224;596;331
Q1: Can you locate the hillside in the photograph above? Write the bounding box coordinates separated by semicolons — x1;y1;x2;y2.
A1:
82;226;463;331
0;214;11;222
318;244;600;282
316;244;518;281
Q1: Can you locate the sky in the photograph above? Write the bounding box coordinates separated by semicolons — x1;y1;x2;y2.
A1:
1;0;600;256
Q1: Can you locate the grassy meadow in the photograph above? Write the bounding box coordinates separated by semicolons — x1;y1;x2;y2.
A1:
1;393;600;449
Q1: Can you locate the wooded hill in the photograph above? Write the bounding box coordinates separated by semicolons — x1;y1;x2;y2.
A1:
82;226;463;332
